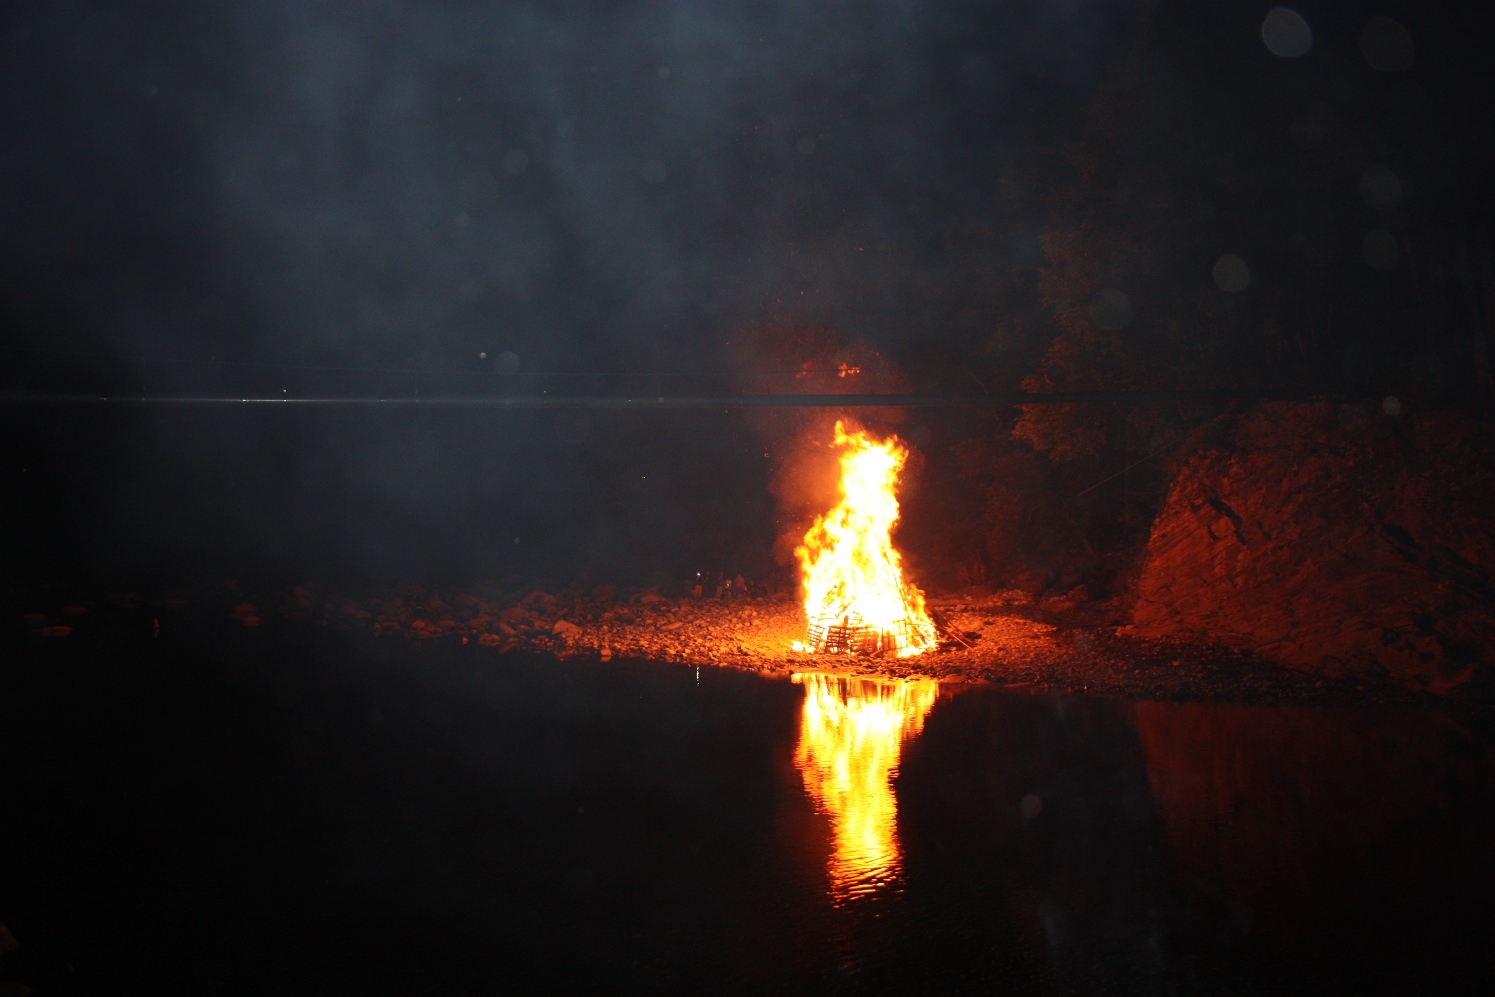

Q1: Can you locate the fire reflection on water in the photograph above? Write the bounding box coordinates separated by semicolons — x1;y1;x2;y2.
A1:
792;672;939;903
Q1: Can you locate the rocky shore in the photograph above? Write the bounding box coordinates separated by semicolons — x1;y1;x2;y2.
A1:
15;582;1443;706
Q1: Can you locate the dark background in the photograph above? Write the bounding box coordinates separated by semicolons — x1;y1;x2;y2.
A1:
2;1;1491;591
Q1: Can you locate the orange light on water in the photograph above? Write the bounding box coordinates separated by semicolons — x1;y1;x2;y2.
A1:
793;672;939;902
795;422;937;656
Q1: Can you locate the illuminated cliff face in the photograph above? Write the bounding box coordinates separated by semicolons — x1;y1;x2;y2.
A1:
792;672;939;903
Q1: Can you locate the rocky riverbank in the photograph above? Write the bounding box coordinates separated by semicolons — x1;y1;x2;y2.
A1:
14;582;1440;706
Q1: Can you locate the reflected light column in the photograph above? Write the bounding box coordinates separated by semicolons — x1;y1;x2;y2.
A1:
792;673;939;903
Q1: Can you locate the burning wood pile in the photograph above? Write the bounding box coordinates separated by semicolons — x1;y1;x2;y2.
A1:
793;423;938;658
803;609;929;656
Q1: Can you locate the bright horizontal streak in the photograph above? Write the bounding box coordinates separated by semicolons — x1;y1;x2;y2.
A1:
0;390;1335;408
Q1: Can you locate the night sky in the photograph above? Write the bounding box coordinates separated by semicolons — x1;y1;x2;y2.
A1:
1;1;1489;588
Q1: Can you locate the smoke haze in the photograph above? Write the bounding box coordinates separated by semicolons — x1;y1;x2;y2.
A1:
1;1;1488;586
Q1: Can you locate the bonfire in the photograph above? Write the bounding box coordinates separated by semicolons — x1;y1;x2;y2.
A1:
793;422;938;657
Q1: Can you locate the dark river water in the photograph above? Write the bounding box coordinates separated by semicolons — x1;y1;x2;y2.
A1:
2;626;1492;994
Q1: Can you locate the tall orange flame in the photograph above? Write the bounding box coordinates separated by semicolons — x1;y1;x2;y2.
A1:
794;422;938;657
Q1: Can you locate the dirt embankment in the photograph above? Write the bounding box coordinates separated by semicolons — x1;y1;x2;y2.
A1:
1129;402;1495;695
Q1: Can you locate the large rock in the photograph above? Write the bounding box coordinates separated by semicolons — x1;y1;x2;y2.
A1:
1131;403;1495;693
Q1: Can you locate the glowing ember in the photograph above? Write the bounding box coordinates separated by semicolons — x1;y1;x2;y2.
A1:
793;422;938;657
793;672;939;902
